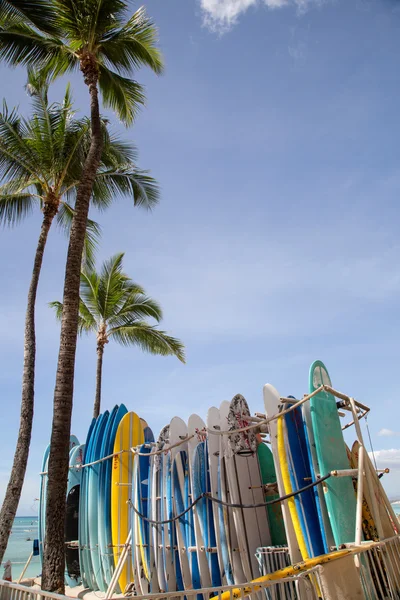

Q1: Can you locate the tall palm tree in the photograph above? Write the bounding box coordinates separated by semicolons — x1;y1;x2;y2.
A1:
51;253;185;418
0;3;162;590
0;74;159;566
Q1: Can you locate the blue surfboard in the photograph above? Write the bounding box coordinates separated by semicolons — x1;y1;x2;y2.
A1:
285;404;325;557
193;441;221;587
88;411;109;591
79;417;99;590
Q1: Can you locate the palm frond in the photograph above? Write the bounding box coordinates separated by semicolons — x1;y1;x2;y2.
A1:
80;269;101;318
0;21;70;69
0;1;59;35
108;292;163;326
98;65;145;126
49;298;96;334
100;7;163;75
108;321;185;363
0;187;37;225
0;103;41;180
97;252;129;319
92;166;159;210
48;300;63;320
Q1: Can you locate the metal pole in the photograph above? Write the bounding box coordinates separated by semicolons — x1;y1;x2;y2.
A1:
354;445;365;567
348;397;385;539
17;551;33;584
105;530;132;599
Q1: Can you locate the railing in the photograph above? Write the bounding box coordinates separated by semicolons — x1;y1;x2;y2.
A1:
2;536;400;600
0;579;68;600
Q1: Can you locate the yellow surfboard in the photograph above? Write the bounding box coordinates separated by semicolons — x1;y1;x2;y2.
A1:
217;544;375;600
277;416;309;559
111;412;144;593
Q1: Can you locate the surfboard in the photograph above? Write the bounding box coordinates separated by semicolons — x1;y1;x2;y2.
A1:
134;433;155;595
88;411;109;591
302;400;334;552
80;414;106;591
219;401;253;582
227;395;271;577
98;404;127;588
111;411;144;593
263;384;301;564
169;417;192;591
188;414;212;589
79;419;96;589
284;404;325;557
165;451;185;592
219;401;246;585
257;443;286;546
150;425;169;593
207;406;232;585
39;444;50;568
65;444;84;587
277;416;309;560
309;360;356;546
173;449;199;591
192;440;221;587
352;441;396;539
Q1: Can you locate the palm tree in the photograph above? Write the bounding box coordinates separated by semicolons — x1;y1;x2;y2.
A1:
0;0;162;593
0;3;162;590
0;73;159;566
51;253;185;418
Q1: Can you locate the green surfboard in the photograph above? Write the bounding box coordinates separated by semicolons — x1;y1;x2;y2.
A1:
309;360;356;546
257;442;287;546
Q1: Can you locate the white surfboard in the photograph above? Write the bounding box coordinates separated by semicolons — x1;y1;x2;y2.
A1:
227;394;271;577
161;429;177;592
263;384;301;563
187;414;212;589
150;425;169;592
206;407;228;585
219;401;253;582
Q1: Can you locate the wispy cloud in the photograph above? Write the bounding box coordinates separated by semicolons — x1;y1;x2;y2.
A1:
200;0;324;32
129;227;400;341
369;449;400;469
378;428;400;437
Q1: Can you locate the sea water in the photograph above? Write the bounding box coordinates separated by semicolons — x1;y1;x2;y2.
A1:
2;516;41;581
3;506;400;583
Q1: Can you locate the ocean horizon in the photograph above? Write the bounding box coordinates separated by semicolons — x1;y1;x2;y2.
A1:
4;506;400;582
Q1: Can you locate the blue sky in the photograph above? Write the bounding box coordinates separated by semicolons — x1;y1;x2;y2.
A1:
1;0;400;514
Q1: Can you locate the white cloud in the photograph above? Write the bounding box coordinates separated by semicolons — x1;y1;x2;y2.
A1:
369;449;400;470
200;0;323;32
378;428;400;437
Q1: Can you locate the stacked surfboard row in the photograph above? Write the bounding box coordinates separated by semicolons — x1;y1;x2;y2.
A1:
38;360;398;597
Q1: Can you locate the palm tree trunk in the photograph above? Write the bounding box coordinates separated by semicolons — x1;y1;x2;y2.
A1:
41;79;104;594
93;343;104;419
0;208;55;564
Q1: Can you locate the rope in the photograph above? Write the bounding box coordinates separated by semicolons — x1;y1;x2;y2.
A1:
365;414;378;470
39;450;127;475
205;385;326;437
129;473;332;525
131;433;197;457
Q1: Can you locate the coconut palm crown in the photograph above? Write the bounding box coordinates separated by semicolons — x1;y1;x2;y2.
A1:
51;252;185;418
0;0;164;124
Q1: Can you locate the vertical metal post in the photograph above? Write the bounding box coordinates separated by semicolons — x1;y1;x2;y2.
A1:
354;444;365;566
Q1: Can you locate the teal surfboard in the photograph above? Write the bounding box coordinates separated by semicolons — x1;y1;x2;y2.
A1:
309;360;356;546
